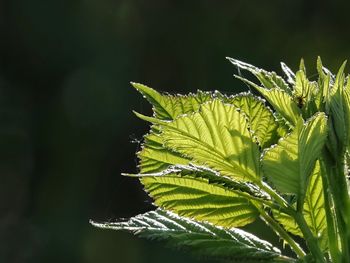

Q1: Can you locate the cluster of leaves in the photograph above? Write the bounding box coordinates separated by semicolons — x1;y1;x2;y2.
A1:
91;58;350;262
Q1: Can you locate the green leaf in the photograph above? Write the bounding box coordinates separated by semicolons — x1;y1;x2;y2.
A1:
343;86;350;150
299;58;306;73
316;57;326;81
251;88;301;127
139;166;261;227
133;83;218;173
133;164;269;199
157;99;261;182
325;61;349;155
262;113;328;209
234;76;301;127
315;57;329;112
273;161;328;250
227;57;291;93
90;209;286;262
138;131;190;173
131;82;213;120
226;93;279;148
293;70;318;114
274;112;291;138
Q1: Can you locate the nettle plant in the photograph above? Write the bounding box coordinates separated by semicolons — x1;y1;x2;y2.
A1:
91;58;350;263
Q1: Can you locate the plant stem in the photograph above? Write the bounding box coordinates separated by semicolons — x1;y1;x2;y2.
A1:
260;182;292;210
322;152;350;263
259;209;306;259
260;182;327;262
319;158;342;263
293;212;327;263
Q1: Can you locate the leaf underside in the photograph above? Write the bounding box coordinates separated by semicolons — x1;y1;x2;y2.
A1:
138;165;266;228
91;209;284;262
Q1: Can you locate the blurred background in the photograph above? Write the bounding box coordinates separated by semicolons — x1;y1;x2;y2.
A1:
1;0;350;262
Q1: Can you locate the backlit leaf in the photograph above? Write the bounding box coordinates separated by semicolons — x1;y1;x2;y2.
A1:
226;93;279;148
132;82;213;120
227;57;291;93
262;113;328;208
158;99;261;182
91;209;285;262
139;167;260;227
234;76;301;127
273;162;328;250
138;131;189;173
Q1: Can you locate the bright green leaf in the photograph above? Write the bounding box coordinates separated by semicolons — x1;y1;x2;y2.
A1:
133;164;270;199
158;99;261;182
293;70;318;112
262;113;328;208
133;83;218;173
325;61;349;155
131;82;213;120
141;171;260;227
254;88;302;127
234;76;301;127
138;131;190;173
273;161;328;250
226;93;279;148
299;58;306;73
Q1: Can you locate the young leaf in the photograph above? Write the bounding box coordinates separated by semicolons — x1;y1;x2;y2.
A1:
131;82;213;120
234;76;301;127
325;61;349;155
315;58;329;112
299;58;306;73
90;209;286;262
343;86;350;150
158;99;261;182
273;161;328;250
293;70;318;116
226;93;279;148
226;57;291;93
257;88;302;127
262;113;328;209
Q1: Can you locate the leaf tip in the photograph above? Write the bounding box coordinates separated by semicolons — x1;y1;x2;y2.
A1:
133;110;147;119
133;110;162;124
89;219;100;227
130;81;146;91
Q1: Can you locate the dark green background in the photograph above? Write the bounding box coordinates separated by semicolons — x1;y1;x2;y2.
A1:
1;0;349;262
